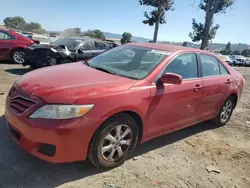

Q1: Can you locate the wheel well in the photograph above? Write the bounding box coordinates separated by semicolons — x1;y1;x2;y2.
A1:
124;111;143;143
229;93;238;108
10;47;25;56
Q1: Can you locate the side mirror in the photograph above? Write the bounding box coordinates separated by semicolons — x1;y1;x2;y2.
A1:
158;73;182;85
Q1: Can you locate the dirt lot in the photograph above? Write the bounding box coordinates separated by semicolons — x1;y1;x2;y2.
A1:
0;62;249;188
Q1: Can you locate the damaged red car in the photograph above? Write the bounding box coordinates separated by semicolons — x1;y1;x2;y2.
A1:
5;43;244;168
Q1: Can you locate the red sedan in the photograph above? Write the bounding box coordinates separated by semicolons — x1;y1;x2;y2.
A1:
0;29;34;64
5;43;244;168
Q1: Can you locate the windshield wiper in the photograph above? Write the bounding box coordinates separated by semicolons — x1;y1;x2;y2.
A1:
93;66;117;75
83;60;90;66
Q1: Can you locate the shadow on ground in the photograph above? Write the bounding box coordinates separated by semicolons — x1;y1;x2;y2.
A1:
4;68;31;75
0;115;217;188
0;60;13;64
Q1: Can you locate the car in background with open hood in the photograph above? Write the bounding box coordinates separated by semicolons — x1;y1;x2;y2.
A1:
23;37;110;69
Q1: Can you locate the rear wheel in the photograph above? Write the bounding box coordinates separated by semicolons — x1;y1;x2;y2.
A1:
213;96;235;126
88;113;138;168
11;49;25;64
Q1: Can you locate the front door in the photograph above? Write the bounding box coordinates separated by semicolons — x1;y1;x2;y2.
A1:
149;53;203;134
76;41;96;61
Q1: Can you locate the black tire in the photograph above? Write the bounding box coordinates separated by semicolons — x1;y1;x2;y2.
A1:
88;113;138;168
213;96;235;126
11;49;25;64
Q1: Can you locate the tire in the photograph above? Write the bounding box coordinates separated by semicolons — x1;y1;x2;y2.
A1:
213;96;235;126
11;49;25;64
88;113;138;168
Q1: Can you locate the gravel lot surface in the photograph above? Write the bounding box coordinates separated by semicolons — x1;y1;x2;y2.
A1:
0;62;249;188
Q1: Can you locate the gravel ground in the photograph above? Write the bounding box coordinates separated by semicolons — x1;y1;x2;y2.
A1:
0;62;249;188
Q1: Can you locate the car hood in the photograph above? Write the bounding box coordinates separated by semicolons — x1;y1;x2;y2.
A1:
17;62;136;103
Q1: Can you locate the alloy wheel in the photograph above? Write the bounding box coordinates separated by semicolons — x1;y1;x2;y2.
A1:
13;51;25;64
101;124;132;162
220;100;233;123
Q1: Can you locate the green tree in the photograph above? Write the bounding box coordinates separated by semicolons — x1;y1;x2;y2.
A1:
232;50;240;55
4;16;26;30
241;49;250;57
220;41;231;55
189;0;234;50
63;28;82;37
24;22;42;32
182;41;188;46
139;0;174;43
121;32;132;44
84;29;105;40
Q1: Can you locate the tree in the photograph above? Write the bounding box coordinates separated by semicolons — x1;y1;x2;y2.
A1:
139;0;174;43
189;19;219;49
182;41;188;46
121;32;132;44
24;22;42;32
84;29;105;40
220;41;231;55
63;28;82;37
232;50;240;55
241;49;250;57
4;16;26;30
189;0;234;50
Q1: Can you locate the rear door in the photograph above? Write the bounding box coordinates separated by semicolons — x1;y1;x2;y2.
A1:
0;31;15;60
198;53;231;120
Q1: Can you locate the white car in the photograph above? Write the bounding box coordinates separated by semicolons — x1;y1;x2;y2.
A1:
218;55;233;65
231;55;247;66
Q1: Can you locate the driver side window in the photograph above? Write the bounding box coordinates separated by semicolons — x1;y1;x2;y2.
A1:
164;53;198;79
81;41;93;51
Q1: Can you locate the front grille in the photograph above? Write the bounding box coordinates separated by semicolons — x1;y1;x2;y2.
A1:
38;144;56;156
8;125;21;141
9;96;36;115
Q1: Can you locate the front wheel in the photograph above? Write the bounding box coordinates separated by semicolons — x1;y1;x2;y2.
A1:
213;97;235;126
88;113;138;168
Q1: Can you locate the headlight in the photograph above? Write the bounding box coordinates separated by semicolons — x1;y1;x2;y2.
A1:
29;104;94;119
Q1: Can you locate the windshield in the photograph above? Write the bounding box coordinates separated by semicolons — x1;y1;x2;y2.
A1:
87;45;169;80
51;38;82;50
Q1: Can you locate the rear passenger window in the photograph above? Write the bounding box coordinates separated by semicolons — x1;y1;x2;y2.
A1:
164;53;198;79
200;54;220;77
219;62;229;75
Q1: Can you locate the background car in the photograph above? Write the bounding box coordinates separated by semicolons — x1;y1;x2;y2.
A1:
23;37;111;69
230;55;247;66
0;29;34;64
218;54;233;65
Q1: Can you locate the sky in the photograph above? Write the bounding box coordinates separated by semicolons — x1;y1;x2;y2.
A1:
0;0;249;44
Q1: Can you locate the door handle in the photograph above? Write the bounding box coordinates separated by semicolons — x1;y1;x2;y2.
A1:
194;84;202;92
226;79;231;84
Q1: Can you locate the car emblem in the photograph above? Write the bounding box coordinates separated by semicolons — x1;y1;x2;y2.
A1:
9;87;16;98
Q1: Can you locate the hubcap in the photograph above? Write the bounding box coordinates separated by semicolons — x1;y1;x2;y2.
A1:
14;51;24;64
101;124;132;162
220;100;232;123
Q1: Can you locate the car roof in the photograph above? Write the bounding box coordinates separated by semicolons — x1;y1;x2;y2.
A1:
127;42;207;53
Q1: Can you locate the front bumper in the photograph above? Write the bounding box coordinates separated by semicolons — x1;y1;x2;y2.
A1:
4;85;104;163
